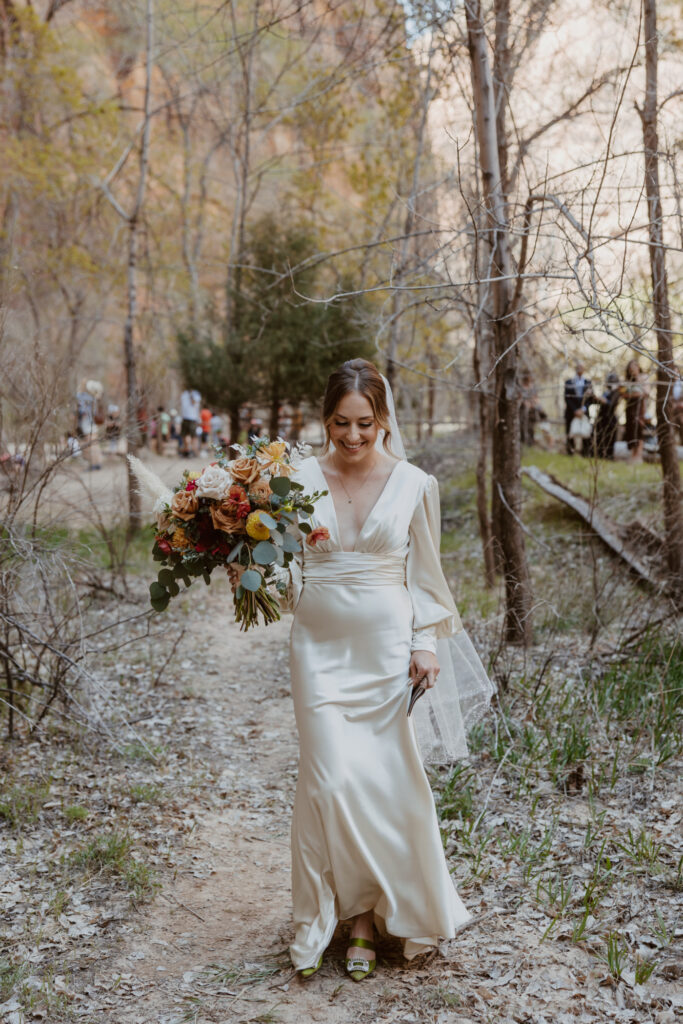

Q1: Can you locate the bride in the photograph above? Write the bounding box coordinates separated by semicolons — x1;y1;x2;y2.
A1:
280;357;494;981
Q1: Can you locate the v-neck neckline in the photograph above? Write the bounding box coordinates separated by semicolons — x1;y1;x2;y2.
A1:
314;457;402;553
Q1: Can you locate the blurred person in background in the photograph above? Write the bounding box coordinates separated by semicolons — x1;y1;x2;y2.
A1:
564;362;595;455
200;405;212;450
156;406;171;454
623;359;648;462
594;372;621;459
105;405;121;456
180;387;201;457
520;371;543;446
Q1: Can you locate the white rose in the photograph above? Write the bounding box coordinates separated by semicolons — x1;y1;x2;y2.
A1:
195;465;232;500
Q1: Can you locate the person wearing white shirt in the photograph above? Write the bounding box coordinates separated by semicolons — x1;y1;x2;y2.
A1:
180;388;201;457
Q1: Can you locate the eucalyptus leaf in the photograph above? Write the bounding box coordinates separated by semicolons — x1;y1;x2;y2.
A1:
227;540;244;563
241;569;262;592
150;581;167;600
289;480;304;491
167;580;180;597
158;568;175;588
282;533;301;553
151;595;170;613
252;541;277;565
298;521;312;534
259;512;277;529
269;476;291;497
270;530;284;547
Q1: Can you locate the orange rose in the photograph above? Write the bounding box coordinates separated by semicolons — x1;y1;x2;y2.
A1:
306;526;330;547
210;501;247;534
171;489;199;521
229;457;262;486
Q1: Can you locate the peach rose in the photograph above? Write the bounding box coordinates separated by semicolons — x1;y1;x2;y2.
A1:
249;478;272;507
306;526;330;547
229;457;262;486
210;501;247;534
171;489;199;521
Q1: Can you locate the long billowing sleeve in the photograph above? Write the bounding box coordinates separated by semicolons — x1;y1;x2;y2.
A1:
406;474;462;646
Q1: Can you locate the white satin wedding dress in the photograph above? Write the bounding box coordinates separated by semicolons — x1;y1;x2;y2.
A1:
284;455;473;970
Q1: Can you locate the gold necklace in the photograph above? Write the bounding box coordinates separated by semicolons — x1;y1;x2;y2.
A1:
333;455;378;504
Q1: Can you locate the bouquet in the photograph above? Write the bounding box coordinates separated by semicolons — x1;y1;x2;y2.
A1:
130;438;326;630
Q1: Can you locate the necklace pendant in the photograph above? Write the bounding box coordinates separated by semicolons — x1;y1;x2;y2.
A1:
347;498;352;504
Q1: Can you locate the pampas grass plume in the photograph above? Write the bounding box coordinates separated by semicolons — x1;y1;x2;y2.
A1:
127;454;173;505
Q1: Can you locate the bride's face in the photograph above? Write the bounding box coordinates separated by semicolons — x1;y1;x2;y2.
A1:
328;390;379;464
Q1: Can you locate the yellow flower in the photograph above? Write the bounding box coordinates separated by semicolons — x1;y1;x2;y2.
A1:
187;470;201;481
171;527;191;550
246;511;270;541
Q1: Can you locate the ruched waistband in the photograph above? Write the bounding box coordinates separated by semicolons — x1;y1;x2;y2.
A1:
302;550;406;587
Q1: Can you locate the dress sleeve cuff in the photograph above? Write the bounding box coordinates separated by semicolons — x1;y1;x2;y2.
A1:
410;626;438;655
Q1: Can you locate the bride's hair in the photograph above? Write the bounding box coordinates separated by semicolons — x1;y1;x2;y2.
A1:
321;358;393;453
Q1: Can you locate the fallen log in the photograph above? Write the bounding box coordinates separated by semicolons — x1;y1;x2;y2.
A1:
522;465;667;589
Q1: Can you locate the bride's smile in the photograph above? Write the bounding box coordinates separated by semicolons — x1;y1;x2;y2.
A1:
327;390;379;464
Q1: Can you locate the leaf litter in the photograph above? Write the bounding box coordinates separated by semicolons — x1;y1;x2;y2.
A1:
1;574;681;1024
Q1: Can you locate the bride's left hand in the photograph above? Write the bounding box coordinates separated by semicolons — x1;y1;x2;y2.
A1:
409;650;440;689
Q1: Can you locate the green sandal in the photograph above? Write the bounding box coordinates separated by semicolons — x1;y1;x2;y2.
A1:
345;937;376;982
299;954;323;980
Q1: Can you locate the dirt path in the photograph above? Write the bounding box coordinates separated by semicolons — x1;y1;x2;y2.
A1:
93;589;678;1024
3;452;680;1024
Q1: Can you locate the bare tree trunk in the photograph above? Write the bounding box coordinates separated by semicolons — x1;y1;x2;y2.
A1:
465;0;533;643
122;0;154;534
473;321;497;587
636;0;682;595
426;349;437;439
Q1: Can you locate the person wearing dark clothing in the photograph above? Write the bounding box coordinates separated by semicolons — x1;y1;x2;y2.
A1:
623;359;648;461
564;363;595;454
594;372;621;459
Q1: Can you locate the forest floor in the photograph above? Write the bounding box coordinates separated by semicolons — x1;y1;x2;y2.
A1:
1;445;682;1024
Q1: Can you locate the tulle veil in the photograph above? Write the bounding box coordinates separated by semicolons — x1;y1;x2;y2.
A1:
378;373;496;763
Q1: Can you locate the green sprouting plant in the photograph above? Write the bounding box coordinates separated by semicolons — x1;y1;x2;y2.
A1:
63;804;88;822
455;823;494;885
634;956;657;985
437;764;475;822
592;634;682;762
597;931;629;981
67;831;157;900
652;910;675;947
129;783;163;804
615;828;664;872
536;869;575;941
0;777;51;830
